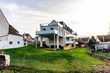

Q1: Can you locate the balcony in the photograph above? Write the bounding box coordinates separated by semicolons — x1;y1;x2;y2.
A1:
36;30;64;37
36;30;57;35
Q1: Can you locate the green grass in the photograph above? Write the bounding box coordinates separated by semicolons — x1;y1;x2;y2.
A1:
4;45;104;72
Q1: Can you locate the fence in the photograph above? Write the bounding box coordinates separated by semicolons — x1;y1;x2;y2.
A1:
88;50;110;61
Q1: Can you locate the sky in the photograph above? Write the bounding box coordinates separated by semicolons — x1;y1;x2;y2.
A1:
0;0;110;37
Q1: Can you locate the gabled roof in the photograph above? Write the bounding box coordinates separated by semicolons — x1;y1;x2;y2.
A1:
0;9;21;36
8;25;20;36
23;33;33;42
23;33;32;38
78;37;89;44
48;20;58;26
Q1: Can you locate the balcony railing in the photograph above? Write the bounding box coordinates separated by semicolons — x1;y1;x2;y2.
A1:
36;30;64;37
36;30;57;35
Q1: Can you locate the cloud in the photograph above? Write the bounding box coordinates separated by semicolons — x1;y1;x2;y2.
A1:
0;0;80;14
0;0;81;37
0;0;110;37
0;2;58;37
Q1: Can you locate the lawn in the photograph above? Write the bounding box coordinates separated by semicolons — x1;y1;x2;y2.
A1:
93;51;110;60
3;45;104;72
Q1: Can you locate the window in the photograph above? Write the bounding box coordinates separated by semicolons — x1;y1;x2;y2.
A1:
43;28;46;30
66;37;70;41
9;41;13;45
72;39;74;41
17;41;20;44
24;43;26;45
50;28;54;30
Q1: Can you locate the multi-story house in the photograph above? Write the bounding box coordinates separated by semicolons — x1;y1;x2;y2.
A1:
36;20;77;49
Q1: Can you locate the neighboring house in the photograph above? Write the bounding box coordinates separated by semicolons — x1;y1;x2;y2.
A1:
94;35;110;51
36;20;77;49
97;35;110;42
64;34;77;50
0;9;24;49
23;33;34;45
78;37;89;47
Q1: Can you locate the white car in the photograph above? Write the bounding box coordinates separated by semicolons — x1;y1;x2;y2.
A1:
0;54;10;67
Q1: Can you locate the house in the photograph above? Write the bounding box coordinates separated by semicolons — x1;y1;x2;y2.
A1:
78;37;89;47
0;9;24;49
94;35;110;51
97;35;110;42
64;34;77;50
23;33;34;45
36;20;77;49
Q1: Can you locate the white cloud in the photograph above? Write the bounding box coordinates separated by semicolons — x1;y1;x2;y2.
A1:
0;3;56;37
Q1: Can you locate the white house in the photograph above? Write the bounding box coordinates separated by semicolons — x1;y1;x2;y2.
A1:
0;9;24;49
36;20;77;49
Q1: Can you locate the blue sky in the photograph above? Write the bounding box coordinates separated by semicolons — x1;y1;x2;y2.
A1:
0;0;110;37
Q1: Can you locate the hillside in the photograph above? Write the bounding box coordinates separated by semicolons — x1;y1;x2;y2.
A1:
4;45;104;72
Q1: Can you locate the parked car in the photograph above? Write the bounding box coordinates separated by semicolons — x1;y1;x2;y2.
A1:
0;54;10;67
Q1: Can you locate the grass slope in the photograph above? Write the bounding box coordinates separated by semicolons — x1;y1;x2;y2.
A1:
4;45;104;72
